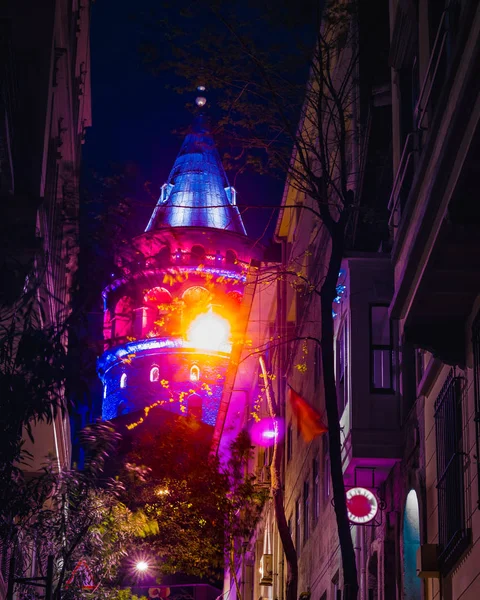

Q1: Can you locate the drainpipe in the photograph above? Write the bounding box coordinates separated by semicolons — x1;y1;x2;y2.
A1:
359;526;366;600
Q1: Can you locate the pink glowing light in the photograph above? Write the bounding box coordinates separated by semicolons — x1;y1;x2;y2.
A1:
250;417;285;447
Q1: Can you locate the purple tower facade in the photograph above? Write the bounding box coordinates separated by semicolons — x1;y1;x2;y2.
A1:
98;114;260;432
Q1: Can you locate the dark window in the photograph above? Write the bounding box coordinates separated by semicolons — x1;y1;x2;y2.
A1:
415;348;425;385
225;249;237;265
286;422;293;462
190;245;205;264
434;369;470;572
472;312;480;510
370;305;393;391
336;319;348;414
333;572;342;599
313;457;320;524
295;499;301;550
314;343;322;399
323;435;330;503
303;480;310;543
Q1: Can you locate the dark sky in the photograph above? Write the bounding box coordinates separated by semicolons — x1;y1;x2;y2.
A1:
83;0;283;245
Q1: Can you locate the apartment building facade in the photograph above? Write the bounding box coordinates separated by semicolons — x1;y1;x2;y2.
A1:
0;0;91;594
234;1;480;600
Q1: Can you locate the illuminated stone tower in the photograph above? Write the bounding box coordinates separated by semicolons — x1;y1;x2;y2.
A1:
98;99;259;432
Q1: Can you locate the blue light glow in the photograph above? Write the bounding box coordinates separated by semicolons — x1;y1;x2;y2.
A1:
98;337;232;376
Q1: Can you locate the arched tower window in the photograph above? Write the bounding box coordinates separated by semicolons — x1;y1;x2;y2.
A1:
150;366;160;382
190;365;200;382
188;392;203;420
182;286;211;307
120;373;127;388
403;490;421;600
113;296;133;339
190;245;206;264
226;249;237;265
143;287;172;307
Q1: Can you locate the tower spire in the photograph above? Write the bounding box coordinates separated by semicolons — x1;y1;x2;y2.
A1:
145;88;246;235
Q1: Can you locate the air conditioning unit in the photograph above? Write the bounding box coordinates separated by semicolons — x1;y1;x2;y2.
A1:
416;544;440;578
259;554;273;586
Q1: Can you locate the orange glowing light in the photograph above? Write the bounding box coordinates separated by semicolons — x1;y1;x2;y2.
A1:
187;309;231;351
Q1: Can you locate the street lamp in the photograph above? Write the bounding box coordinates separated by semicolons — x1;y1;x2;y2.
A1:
187;308;230;351
135;560;150;573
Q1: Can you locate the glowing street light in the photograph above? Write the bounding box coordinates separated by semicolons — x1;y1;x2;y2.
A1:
135;561;149;573
187;308;231;351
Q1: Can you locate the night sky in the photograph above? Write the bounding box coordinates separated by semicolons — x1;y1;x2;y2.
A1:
83;0;283;245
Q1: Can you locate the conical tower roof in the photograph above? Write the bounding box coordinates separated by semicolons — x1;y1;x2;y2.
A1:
145;114;247;235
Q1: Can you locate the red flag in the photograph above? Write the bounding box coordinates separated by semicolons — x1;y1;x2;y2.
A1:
288;387;328;442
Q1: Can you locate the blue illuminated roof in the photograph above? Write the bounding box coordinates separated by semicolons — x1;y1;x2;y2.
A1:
146;115;247;235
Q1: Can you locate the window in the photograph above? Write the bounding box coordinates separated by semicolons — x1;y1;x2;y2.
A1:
120;373;127;388
434;369;470;572
312;457;320;524
323;435;330;503
225;249;237;265
150;366;160;382
303;480;310;543
295;499;301;550
191;245;205;264
314;344;322;398
286;422;293;462
336;319;348;414
190;365;200;382
370;305;393;391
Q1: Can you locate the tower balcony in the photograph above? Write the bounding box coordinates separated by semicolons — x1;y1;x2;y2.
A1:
98;336;232;425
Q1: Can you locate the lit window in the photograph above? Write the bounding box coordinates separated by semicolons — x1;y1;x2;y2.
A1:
150;366;160;382
190;365;200;382
120;373;127;388
103;385;107;399
370;305;393;391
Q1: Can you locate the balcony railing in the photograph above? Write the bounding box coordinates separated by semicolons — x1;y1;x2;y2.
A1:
388;4;457;230
434;371;470;573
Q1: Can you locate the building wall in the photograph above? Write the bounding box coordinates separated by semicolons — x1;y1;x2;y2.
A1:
237;2;480;600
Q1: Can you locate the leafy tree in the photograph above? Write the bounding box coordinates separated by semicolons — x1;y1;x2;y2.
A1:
121;415;268;592
140;0;362;597
1;422;155;600
0;271;70;480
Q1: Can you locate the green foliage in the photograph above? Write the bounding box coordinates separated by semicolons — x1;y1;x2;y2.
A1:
121;418;268;582
0;272;70;477
1;423;155;600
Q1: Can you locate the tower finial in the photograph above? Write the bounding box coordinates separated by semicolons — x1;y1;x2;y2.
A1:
195;85;207;108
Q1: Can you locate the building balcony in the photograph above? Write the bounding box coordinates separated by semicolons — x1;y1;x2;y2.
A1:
389;4;480;366
390;122;480;366
335;255;403;488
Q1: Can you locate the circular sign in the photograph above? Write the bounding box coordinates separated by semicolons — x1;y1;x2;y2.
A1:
346;487;379;524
